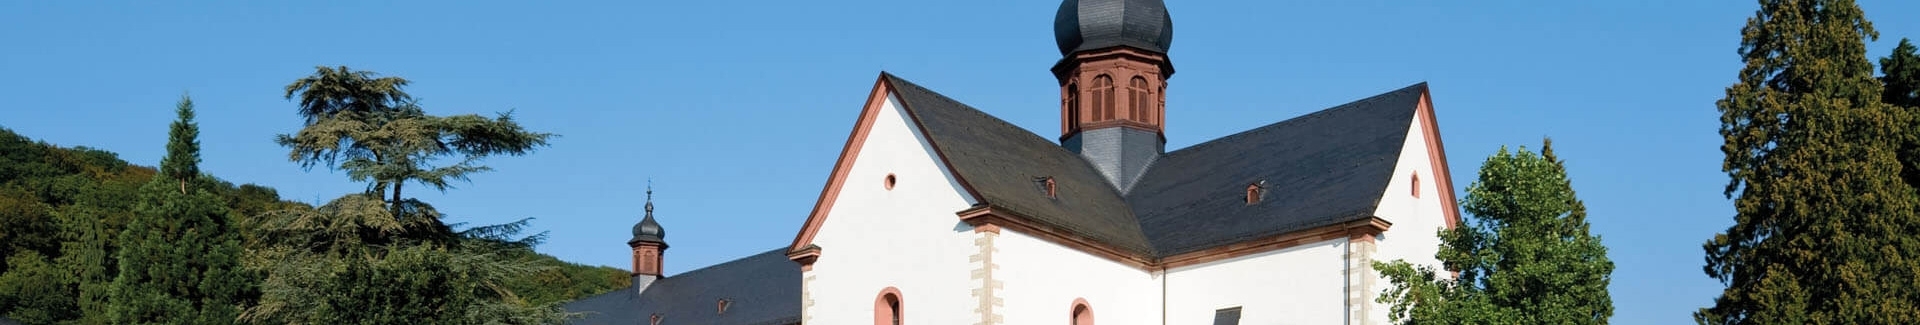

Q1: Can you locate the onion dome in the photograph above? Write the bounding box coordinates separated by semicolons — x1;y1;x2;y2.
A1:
1054;0;1174;56
630;187;666;246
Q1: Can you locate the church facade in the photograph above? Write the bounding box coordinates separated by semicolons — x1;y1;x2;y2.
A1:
565;0;1460;324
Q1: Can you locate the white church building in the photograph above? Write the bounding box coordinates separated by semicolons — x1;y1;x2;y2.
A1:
565;0;1460;324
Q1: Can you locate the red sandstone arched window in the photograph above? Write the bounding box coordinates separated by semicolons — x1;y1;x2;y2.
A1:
1411;173;1421;198
875;287;903;325
1158;83;1167;125
1091;75;1115;121
1070;298;1094;325
1067;83;1080;129
1129;76;1149;123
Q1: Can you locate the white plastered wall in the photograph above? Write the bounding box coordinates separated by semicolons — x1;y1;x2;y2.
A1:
993;229;1161;325
1367;101;1454;323
1162;238;1350;325
802;93;984;324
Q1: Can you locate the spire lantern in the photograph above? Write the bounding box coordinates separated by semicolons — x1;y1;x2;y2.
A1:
630;183;667;277
1053;0;1174;191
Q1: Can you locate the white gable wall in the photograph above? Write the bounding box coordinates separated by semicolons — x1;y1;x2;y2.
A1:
1162;239;1350;325
1368;103;1454;322
994;229;1161;325
802;93;983;324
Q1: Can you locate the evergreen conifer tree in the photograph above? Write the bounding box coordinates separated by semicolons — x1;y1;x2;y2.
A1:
1701;1;1920;323
107;96;250;324
1885;39;1920;108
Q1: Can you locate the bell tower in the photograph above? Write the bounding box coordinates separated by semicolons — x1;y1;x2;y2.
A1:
1054;0;1174;191
629;184;667;293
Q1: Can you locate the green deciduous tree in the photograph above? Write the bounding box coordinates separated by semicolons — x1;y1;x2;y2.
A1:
1701;1;1920;323
106;96;252;324
1374;140;1613;325
0;251;78;324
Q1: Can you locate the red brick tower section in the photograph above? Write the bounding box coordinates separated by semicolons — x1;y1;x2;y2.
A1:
1054;47;1171;140
631;241;663;276
630;186;667;277
1053;0;1175;189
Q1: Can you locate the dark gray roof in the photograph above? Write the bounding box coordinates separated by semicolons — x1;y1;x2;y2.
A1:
884;73;1156;256
0;316;17;325
564;248;799;325
630;209;664;245
631;190;666;245
1129;83;1428;256
1054;0;1174;55
886;73;1428;258
1213;307;1243;325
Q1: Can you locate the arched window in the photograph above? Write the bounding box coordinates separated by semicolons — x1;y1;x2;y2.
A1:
1066;83;1080;128
1091;75;1115;121
874;287;903;325
1411;173;1421;198
1070;298;1094;325
1129;76;1150;123
1158;84;1167;125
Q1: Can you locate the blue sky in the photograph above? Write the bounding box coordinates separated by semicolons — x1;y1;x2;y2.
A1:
5;1;1918;323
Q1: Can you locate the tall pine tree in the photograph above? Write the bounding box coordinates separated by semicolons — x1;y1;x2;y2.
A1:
1885;38;1920;108
107;96;251;324
1701;1;1920;323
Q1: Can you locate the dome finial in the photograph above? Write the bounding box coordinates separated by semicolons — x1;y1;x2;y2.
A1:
631;178;666;245
1053;0;1174;56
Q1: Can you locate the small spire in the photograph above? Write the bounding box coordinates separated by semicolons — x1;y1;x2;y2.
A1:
632;178;666;245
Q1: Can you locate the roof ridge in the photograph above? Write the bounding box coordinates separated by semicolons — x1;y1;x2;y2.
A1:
879;73;1157;256
1163;82;1428;159
660;247;787;280
881;74;1071;150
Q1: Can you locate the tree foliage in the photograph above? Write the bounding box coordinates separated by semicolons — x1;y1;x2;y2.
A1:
242;67;589;324
1701;1;1920;323
1884;39;1920;108
1375;140;1613;325
105;97;253;324
276;66;552;215
0;78;615;324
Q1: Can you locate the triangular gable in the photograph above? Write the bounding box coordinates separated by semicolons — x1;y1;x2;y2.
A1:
1414;90;1463;228
786;73;986;255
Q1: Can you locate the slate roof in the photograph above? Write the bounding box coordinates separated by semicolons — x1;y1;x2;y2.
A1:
885;73;1428;258
1128;83;1427;256
885;73;1156;256
563;248;799;325
562;76;1431;322
1054;0;1175;55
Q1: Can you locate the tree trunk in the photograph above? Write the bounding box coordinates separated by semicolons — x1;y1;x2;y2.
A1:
390;180;404;217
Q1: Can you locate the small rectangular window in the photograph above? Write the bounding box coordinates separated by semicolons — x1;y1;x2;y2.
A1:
1213;307;1242;325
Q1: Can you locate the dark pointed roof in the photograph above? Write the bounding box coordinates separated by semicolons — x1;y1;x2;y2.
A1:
1128;83;1428;256
884;73;1156;255
630;186;665;246
1054;0;1174;55
883;73;1429;258
563;248;800;325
